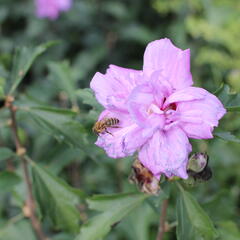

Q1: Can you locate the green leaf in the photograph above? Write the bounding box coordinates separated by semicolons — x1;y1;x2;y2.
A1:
214;131;240;143
30;160;83;233
30;106;78;117
0;86;4;98
76;88;102;110
217;221;240;240
52;233;74;240
8;41;56;95
0;76;6;98
119;203;155;240
0;171;21;194
215;84;240;111
176;183;218;240
120;24;156;44
47;148;85;175
73;46;106;80
176;194;195;240
48;61;77;106
75;192;148;240
26;106;86;147
0;147;15;161
0;220;36;240
103;2;129;19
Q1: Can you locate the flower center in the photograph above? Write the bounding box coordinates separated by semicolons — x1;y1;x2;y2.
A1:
147;101;177;115
147;103;164;115
146;100;179;130
163;103;177;111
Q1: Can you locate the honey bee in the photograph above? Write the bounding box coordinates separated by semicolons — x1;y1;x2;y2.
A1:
92;118;120;136
129;159;160;195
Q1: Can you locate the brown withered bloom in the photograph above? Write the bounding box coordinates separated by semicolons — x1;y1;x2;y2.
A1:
129;158;160;195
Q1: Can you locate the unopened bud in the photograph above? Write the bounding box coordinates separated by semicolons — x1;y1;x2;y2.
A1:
187;152;212;182
187;153;208;173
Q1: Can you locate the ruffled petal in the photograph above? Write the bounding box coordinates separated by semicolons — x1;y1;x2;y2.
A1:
95;110;152;158
121;126;155;156
176;90;226;139
96;124;154;158
139;127;192;179
164;87;207;108
143;38;192;90
96;124;137;158
127;83;154;127
150;71;173;106
107;65;145;91
90;65;143;111
58;0;72;10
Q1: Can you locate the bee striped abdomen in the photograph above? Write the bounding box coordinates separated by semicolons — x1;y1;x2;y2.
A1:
105;118;120;127
92;118;120;136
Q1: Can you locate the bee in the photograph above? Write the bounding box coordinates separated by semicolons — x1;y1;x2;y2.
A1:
129;159;160;195
92;118;120;136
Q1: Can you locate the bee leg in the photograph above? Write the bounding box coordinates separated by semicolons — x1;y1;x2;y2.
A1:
106;130;114;136
110;126;121;128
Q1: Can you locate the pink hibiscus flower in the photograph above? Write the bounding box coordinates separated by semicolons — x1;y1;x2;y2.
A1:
90;38;226;179
35;0;72;20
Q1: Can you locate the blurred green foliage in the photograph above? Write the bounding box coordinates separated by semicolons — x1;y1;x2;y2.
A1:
0;0;240;239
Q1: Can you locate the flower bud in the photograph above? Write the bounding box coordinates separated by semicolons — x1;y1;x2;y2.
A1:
187;153;208;173
187;153;212;182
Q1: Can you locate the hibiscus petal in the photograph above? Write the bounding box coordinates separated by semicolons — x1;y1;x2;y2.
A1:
96;124;137;158
96;123;154;158
95;110;151;158
177;90;226;139
36;0;72;19
150;71;173;106
107;65;145;91
164;87;207;108
58;0;72;10
143;38;193;90
127;83;154;127
139;127;192;179
90;65;143;110
122;126;154;155
122;113;165;155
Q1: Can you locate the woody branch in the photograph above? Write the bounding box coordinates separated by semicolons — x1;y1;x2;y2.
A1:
5;96;47;240
156;198;169;240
